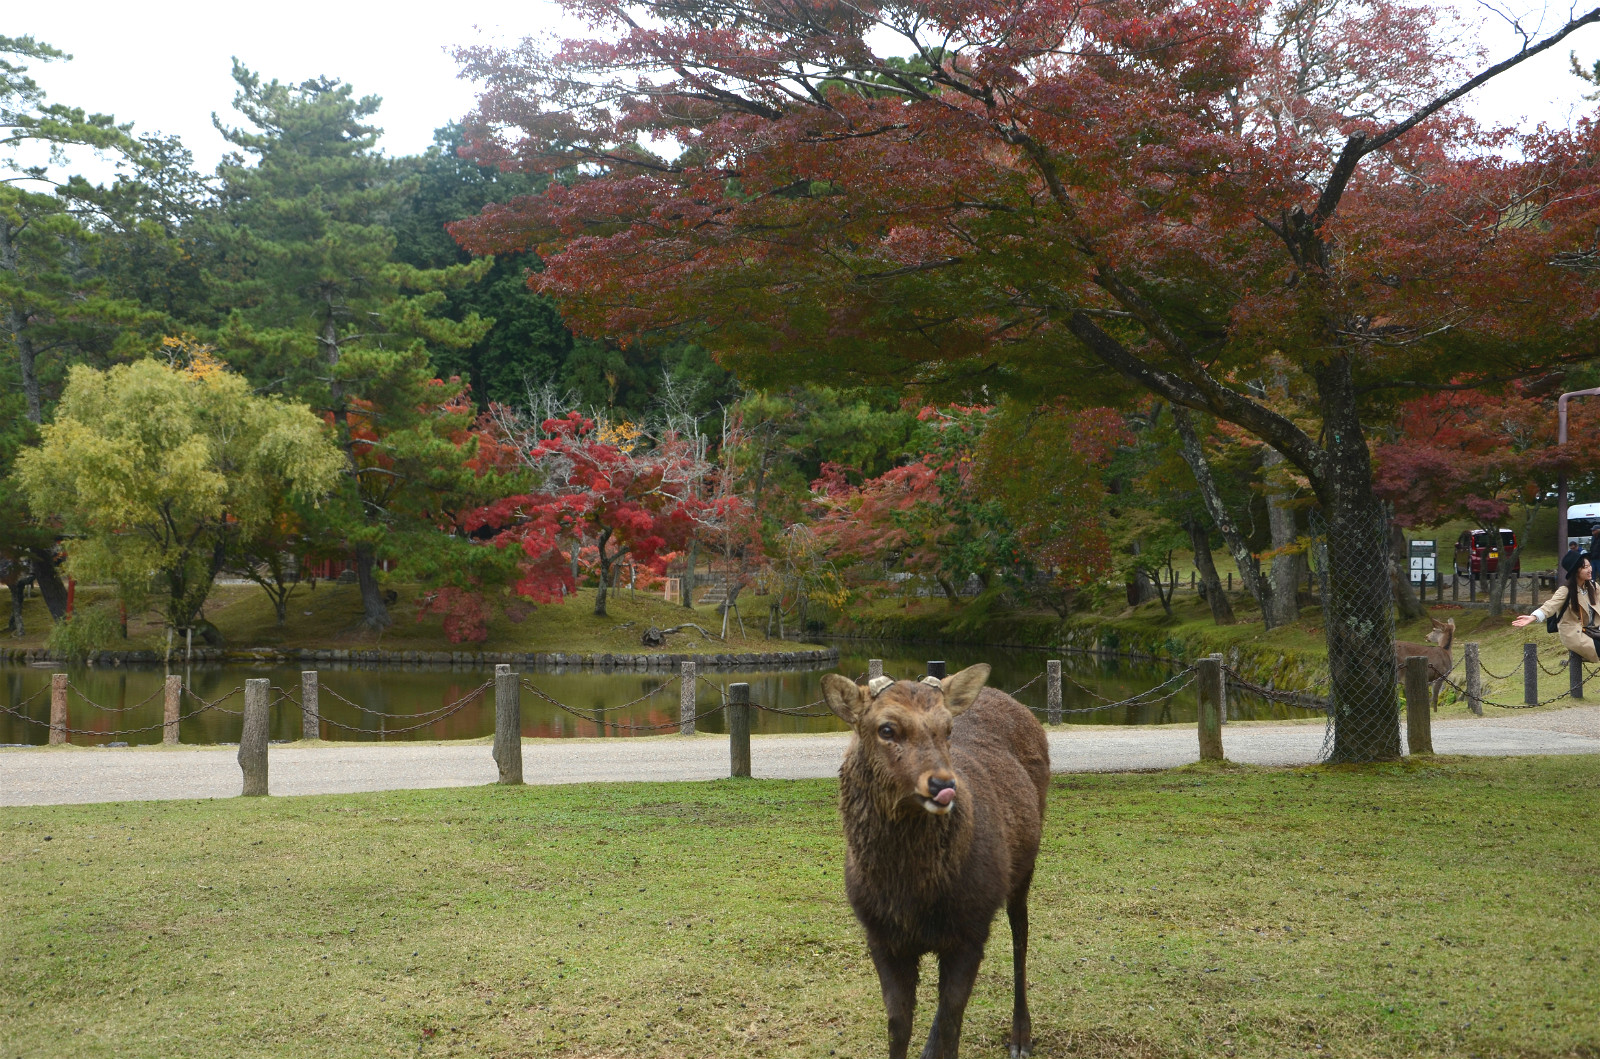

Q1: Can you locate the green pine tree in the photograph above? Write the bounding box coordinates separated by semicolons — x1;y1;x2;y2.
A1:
205;63;493;631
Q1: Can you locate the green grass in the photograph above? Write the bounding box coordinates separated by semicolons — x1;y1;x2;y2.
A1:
3;757;1597;1058
5;582;790;657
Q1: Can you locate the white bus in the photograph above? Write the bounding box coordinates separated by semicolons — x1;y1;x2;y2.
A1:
1568;502;1600;552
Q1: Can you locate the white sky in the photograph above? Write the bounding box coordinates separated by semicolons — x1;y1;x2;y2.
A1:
9;0;1600;179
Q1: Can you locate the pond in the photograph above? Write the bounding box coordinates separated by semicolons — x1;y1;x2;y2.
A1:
0;641;1322;746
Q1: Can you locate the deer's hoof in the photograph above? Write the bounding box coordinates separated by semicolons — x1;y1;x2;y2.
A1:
1009;1043;1032;1058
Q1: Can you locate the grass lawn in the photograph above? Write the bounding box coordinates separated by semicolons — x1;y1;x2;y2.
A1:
2;756;1596;1058
5;582;790;657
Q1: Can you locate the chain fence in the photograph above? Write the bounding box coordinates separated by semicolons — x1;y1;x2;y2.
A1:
1308;507;1403;762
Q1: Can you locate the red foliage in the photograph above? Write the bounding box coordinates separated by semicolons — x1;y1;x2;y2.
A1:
461;411;710;607
1374;387;1600;531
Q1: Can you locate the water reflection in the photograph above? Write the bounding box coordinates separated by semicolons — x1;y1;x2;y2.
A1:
0;642;1321;746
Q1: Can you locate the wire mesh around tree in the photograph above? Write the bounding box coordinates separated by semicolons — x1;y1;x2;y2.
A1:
1310;505;1404;762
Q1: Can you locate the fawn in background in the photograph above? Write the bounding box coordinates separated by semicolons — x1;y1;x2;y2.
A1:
1395;617;1455;712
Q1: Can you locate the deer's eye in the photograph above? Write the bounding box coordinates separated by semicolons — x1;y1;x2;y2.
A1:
877;724;896;740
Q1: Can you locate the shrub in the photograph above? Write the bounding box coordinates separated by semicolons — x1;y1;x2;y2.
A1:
45;605;123;661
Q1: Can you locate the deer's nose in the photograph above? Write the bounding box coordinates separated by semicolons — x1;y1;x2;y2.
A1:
928;775;957;805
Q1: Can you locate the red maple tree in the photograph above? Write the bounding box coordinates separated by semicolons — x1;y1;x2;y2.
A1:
464;411;705;617
449;0;1600;759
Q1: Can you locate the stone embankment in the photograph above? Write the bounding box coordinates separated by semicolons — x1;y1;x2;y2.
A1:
0;645;838;669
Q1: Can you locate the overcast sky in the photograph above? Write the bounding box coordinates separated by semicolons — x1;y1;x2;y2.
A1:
11;0;1600;178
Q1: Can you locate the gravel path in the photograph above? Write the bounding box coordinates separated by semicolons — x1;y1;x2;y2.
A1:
3;711;1598;807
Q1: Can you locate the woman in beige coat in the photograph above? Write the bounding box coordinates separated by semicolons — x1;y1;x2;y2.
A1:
1512;549;1600;663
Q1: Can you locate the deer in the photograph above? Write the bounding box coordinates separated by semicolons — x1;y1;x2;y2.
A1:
1395;617;1455;712
820;664;1050;1059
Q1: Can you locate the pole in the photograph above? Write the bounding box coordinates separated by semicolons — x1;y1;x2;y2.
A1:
1557;386;1600;555
493;669;523;784
49;672;67;745
1524;642;1538;707
163;674;181;745
680;661;697;735
728;682;751;778
1196;655;1223;761
1403;655;1434;755
927;660;946;681
1046;660;1062;726
1571;651;1585;701
239;678;270;796
300;671;319;741
1463;642;1483;717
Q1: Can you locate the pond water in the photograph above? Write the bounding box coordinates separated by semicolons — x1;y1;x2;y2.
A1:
0;642;1321;747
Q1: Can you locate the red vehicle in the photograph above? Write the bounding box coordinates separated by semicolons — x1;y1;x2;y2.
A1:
1453;528;1520;579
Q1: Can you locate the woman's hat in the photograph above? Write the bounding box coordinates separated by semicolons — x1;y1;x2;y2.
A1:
1563;549;1589;576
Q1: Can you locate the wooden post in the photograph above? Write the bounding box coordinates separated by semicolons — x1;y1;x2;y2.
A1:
49;672;67;745
1510;575;1518;608
1403;655;1434;755
728;682;751;778
1196;655;1223;761
1571;651;1585;701
1524;642;1538;707
493;669;523;785
239;678;270;796
868;658;883;681
680;661;696;735
1046;660;1062;725
163;674;181;745
300;671;319;741
1464;642;1483;717
1469;576;1476;603
1452;575;1459;602
1190;570;1196;590
1227;572;1232;591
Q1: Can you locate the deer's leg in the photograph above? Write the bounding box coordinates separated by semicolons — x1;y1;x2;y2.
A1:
869;940;920;1059
921;944;983;1059
1008;883;1034;1058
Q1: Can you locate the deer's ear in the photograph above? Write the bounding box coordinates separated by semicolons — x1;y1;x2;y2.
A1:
822;673;868;724
941;664;990;717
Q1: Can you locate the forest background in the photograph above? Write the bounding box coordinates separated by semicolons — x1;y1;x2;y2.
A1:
7;7;1600;681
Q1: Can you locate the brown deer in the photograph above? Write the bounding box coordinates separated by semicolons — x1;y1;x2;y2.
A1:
1395;617;1455;712
820;664;1050;1059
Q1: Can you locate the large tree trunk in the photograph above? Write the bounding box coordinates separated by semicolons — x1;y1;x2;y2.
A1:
354;543;392;631
1262;445;1302;626
1171;407;1274;622
1313;357;1402;763
682;536;697;608
28;547;67;621
1388;519;1427;622
11;312;42;425
594;528;612;616
1187;518;1235;625
8;581;23;637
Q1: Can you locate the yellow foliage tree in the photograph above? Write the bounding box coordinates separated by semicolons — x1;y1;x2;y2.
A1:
17;356;344;635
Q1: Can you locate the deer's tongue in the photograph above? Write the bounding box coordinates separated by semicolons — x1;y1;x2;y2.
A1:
933;788;955;806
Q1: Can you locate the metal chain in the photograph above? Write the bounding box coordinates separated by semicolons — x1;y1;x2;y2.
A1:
309;688;491;735
522;677;727;732
2;684;51;713
318;680;494;721
1538;654;1571;676
64;680;169;713
1436;673;1569;710
0;699;232;737
181;685;244;716
1223;669;1332;712
1476;660;1520;681
1008;671;1045;698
